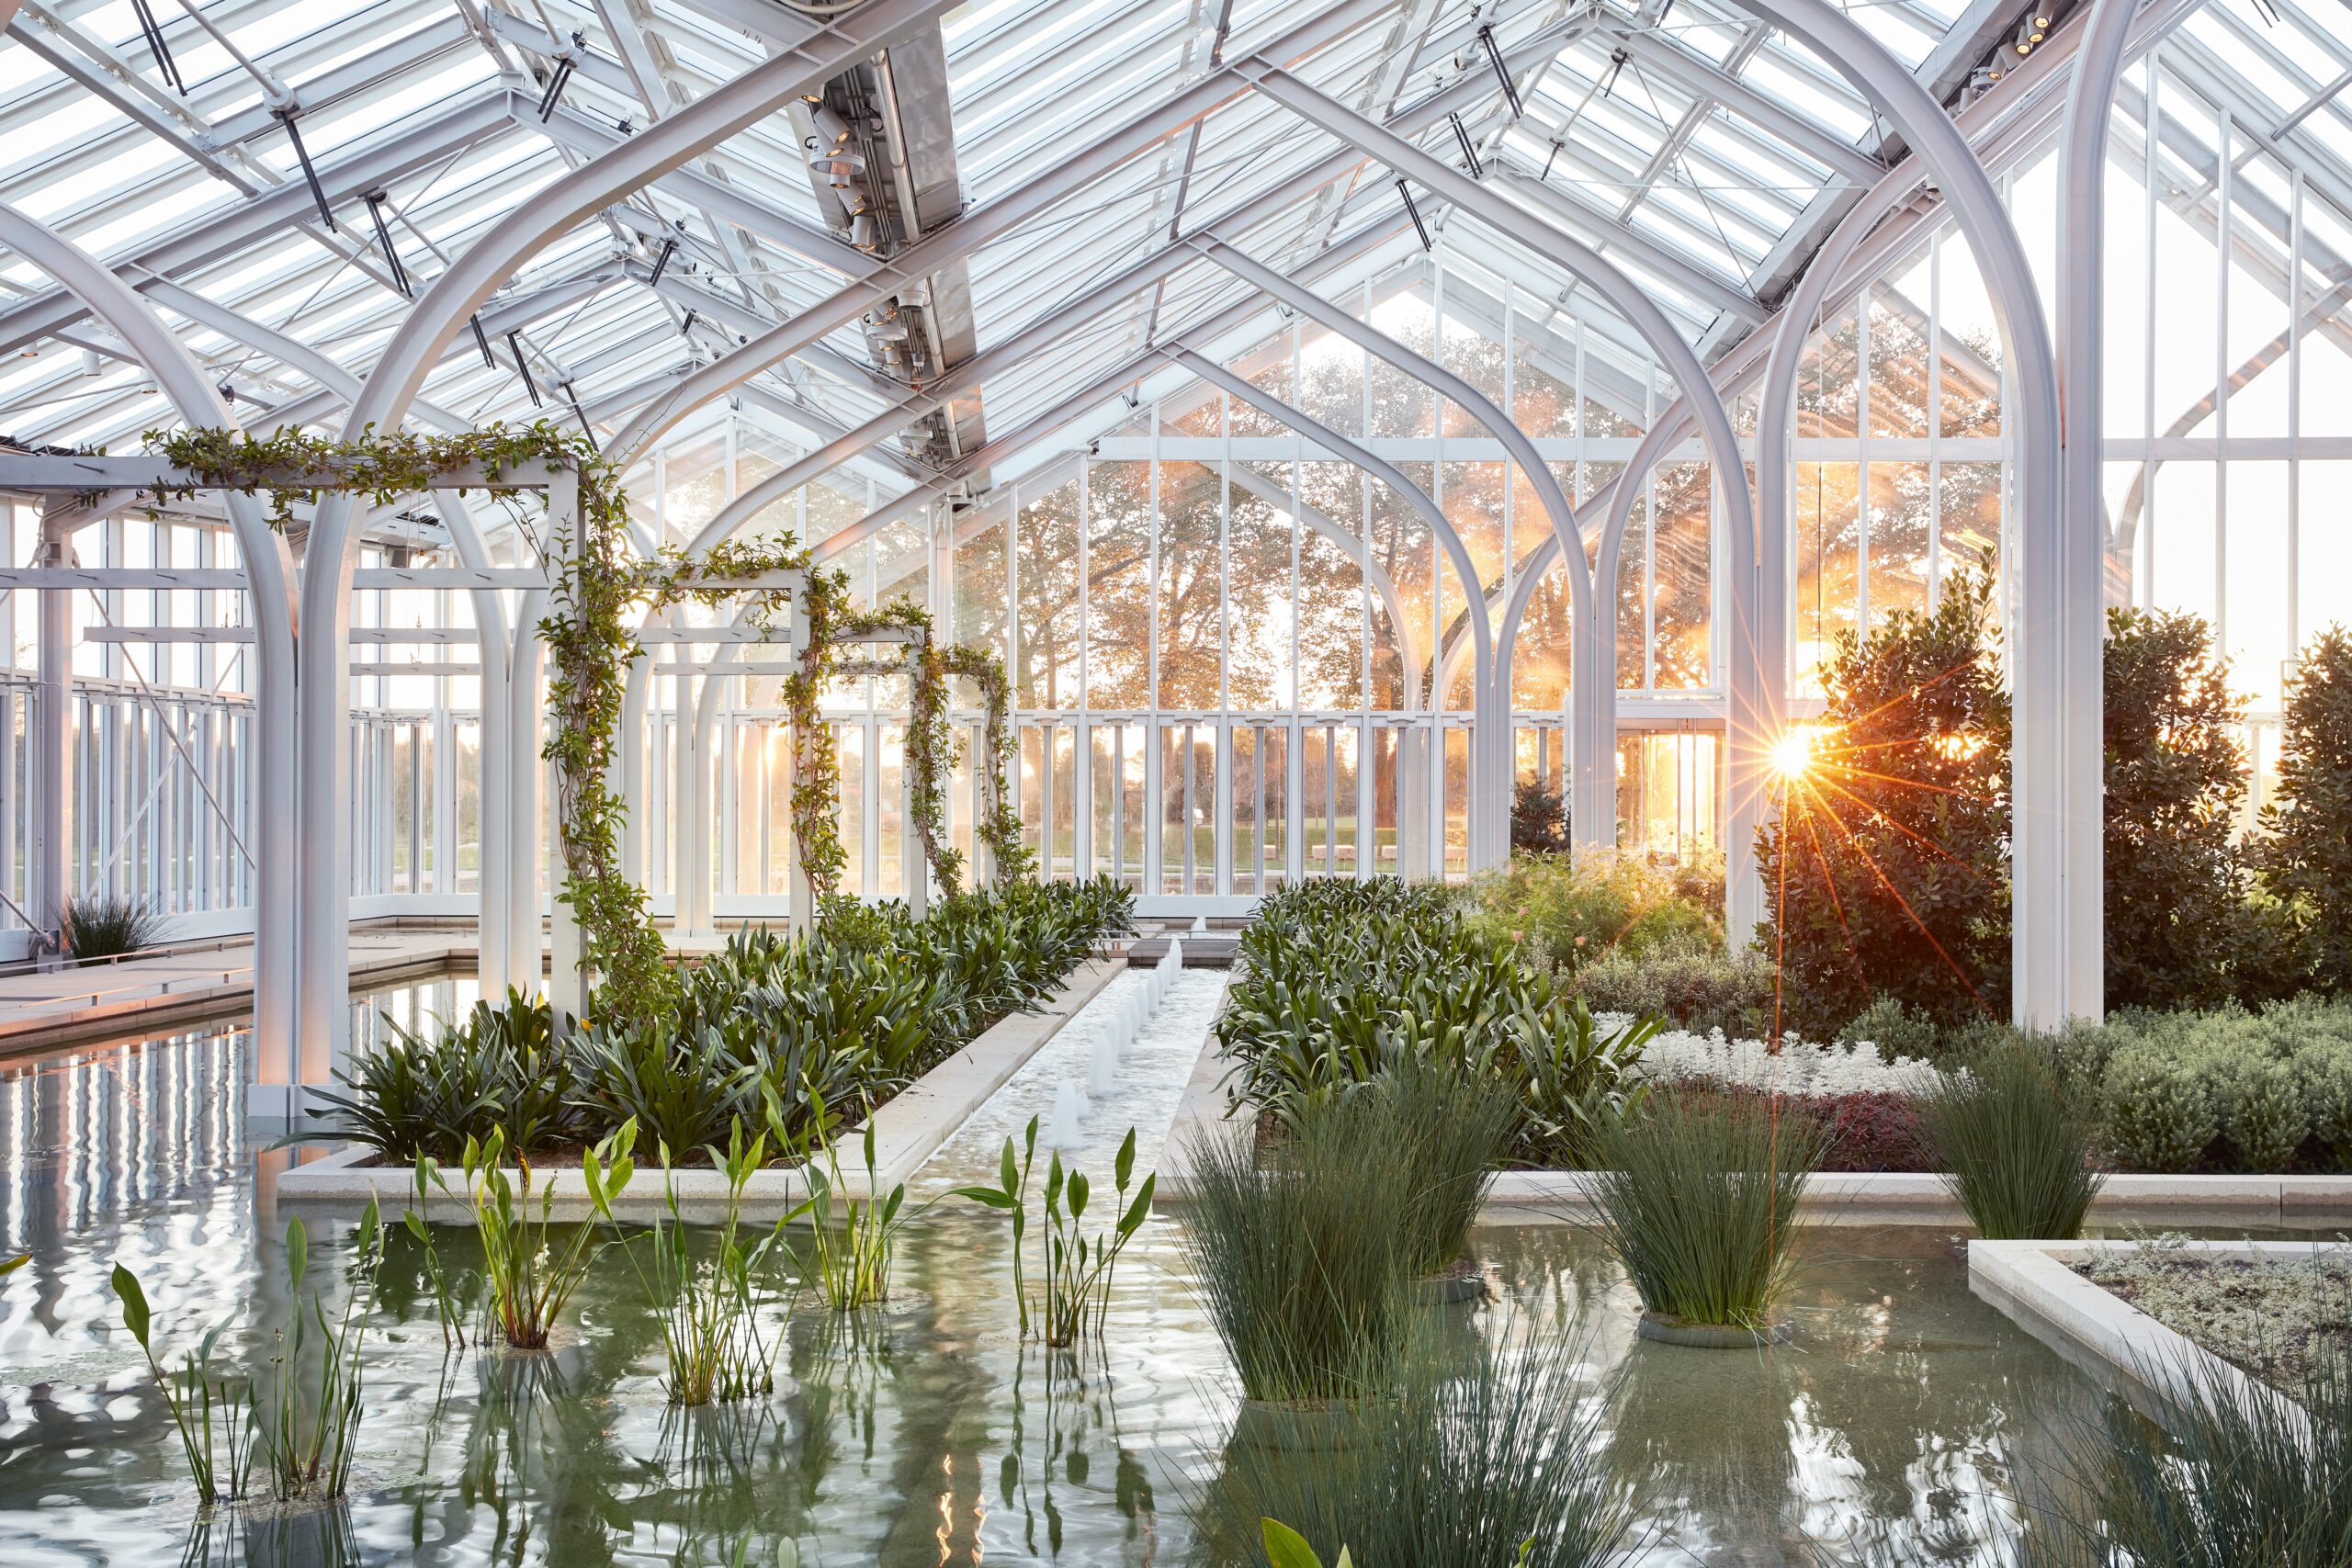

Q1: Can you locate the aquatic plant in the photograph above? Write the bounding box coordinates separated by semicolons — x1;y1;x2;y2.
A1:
592;1118;795;1404
2036;1331;2352;1567
1589;1087;1822;1333
797;1111;918;1312
1261;1518;1351;1568
1181;1096;1419;1404
1920;1037;2104;1239
1222;1319;1636;1568
110;1264;256;1506
955;1117;1155;1347
433;1122;634;1348
60;892;167;959
254;1203;383;1502
404;1155;468;1349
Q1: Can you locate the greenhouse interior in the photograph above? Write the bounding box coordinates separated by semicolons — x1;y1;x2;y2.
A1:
6;0;2352;1560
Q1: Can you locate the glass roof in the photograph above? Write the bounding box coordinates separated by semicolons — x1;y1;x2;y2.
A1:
3;0;2348;548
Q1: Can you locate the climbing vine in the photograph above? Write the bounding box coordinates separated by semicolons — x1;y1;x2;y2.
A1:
143;422;1025;1016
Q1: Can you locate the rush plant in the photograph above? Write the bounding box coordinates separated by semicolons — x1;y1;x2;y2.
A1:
797;1107;920;1312
404;1155;468;1350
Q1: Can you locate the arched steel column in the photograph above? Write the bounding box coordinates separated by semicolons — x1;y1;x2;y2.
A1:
300;0;956;1060
2052;0;2141;1024
1238;65;1759;884
0;203;301;1111
1193;238;1581;870
1170;347;1499;874
1730;0;2075;1027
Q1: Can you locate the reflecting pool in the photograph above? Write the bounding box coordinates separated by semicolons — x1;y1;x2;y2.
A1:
0;983;2174;1566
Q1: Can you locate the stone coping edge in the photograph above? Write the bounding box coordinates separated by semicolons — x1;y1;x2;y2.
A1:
270;950;1130;1216
1151;1037;2352;1221
1967;1237;2330;1433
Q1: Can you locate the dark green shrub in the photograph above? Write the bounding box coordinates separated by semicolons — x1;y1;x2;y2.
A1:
59;893;167;960
1755;563;2010;1037
1510;776;1567;857
1920;1039;2104;1238
1569;932;1772;1039
2265;625;2352;992
1589;1088;1823;1331
1836;995;1945;1062
2104;607;2282;1010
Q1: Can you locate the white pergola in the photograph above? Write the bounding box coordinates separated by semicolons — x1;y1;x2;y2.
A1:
8;0;2346;1085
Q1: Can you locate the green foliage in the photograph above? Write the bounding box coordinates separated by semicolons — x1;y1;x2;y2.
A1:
1218;879;1654;1168
1179;1094;1419;1404
953;1117;1154;1347
2264;625;2352;993
589;1119;794;1405
403;1156;467;1350
254;1204;382;1502
110;1262;255;1506
1510;777;1567;858
1835;993;1949;1062
2104;607;2290;1010
1217;1321;1634;1568
2036;1331;2352;1568
1569;931;1774;1039
431;1122;634;1348
309;987;574;1161
1756;562;2011;1037
1920;1038;2105;1238
323;882;1131;1162
59;893;167;960
1468;850;1722;974
1589;1088;1822;1331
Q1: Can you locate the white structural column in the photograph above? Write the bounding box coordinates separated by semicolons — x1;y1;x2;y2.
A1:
1729;0;2074;1029
2053;0;2141;1025
1195;238;1577;871
1173;347;1499;870
1238;64;1760;881
300;0;966;1061
0;202;302;1102
31;514;66;961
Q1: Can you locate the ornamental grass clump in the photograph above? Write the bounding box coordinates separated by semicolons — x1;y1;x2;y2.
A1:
60;892;167;960
1589;1087;1822;1337
2037;1330;2352;1567
1363;1056;1518;1280
1920;1038;2105;1239
1181;1097;1419;1404
1215;1318;1639;1568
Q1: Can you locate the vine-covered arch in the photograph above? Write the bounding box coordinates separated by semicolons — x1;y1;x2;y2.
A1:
145;423;1025;1022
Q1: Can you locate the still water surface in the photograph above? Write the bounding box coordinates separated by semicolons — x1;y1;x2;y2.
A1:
0;976;2144;1566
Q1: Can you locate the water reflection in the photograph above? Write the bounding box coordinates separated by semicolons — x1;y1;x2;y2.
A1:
0;982;2130;1565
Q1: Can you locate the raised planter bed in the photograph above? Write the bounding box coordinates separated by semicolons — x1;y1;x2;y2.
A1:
1152;1035;2352;1222
1967;1238;2335;1429
272;952;1129;1216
